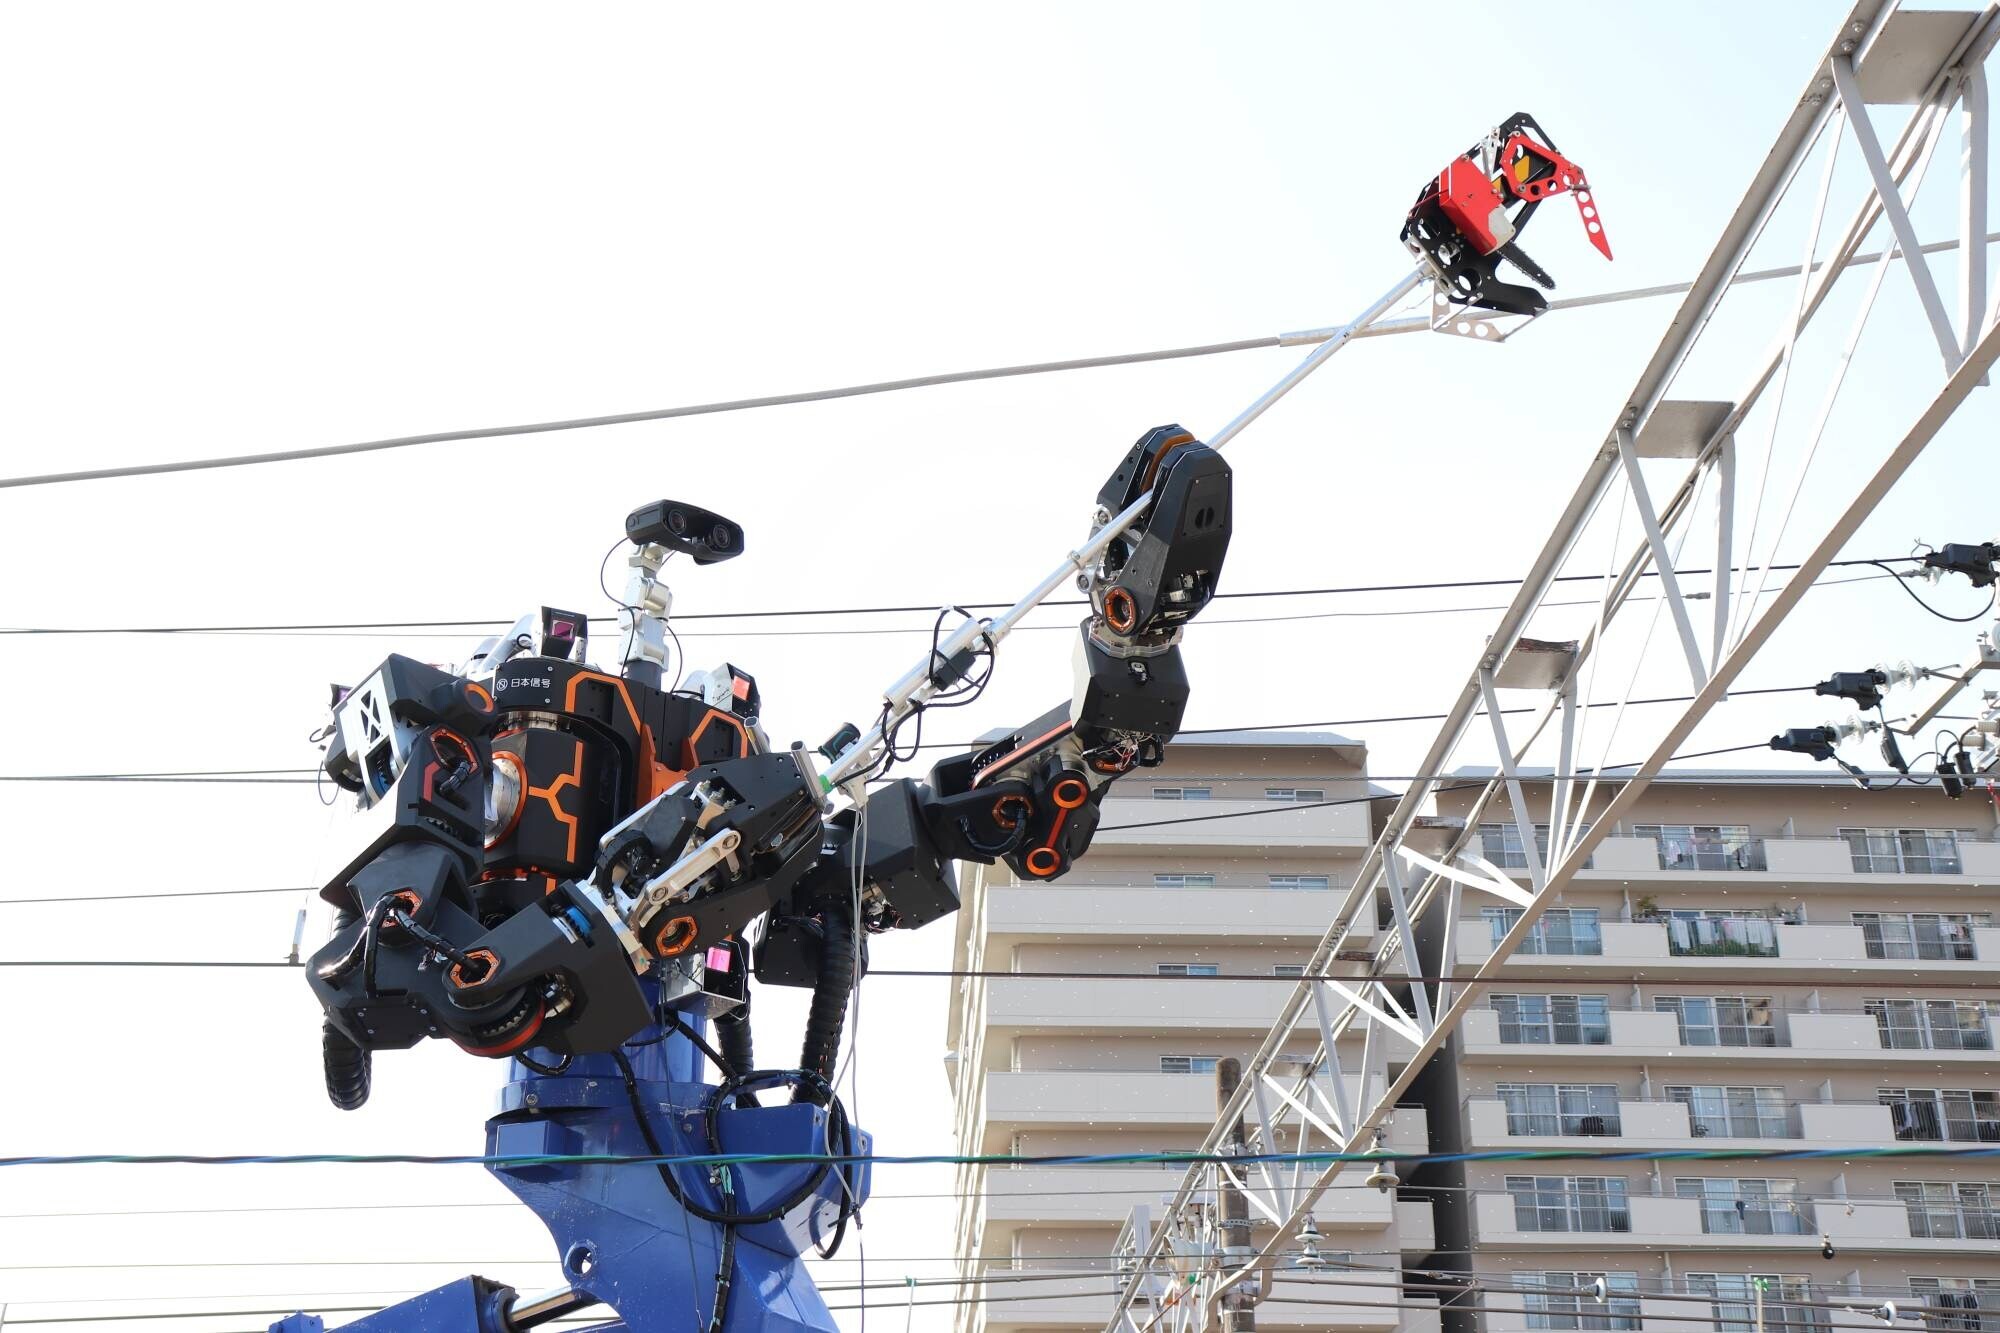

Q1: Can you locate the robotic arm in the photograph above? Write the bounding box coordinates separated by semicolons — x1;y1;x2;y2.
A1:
742;425;1233;1085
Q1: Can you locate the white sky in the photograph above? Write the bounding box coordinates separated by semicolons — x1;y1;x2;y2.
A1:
3;1;1998;1329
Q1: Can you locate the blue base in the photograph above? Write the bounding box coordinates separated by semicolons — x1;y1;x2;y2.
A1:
274;999;868;1333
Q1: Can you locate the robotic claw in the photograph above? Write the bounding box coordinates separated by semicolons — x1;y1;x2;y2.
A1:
286;426;1231;1333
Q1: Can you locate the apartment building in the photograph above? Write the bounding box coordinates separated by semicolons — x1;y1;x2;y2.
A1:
1417;771;2000;1333
946;731;1442;1333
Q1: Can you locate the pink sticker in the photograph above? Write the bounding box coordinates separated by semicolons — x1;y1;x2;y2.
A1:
705;946;733;973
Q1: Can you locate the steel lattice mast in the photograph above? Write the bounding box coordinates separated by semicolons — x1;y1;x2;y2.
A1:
1103;5;2000;1330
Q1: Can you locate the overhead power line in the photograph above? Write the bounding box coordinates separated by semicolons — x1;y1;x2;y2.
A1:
0;554;1918;638
7;1143;2000;1171
0;684;1832;787
1;236;1986;490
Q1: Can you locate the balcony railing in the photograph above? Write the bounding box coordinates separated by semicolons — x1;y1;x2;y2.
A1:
1906;1200;2000;1240
1657;914;1782;957
1859;922;1982;961
1693;1198;1816;1235
1654;835;1768;871
1884;1100;2000;1143
1673;1098;1801;1140
1504;1108;1624;1137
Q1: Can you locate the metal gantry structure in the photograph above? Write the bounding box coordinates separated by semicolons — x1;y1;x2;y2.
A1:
1104;4;2000;1331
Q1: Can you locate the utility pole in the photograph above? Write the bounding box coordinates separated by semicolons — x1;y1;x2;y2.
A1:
1215;1058;1256;1333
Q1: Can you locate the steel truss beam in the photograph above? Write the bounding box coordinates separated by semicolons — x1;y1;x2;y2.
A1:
1105;5;2000;1331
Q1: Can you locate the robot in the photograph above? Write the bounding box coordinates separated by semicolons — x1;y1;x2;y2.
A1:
283;424;1233;1333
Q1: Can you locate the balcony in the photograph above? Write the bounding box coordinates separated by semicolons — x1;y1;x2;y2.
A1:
1091;795;1374;851
1471;1191;2000;1253
1455;919;2000;979
980;978;1418;1054
1459;1007;2000;1067
974;1167;1435;1250
1654;913;1785;957
974;1273;1440;1333
978;1069;1429;1144
984;883;1356;947
1511;833;2000;882
1464;1096;1912;1144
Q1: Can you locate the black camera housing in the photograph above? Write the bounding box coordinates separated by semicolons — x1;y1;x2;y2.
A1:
626;499;745;565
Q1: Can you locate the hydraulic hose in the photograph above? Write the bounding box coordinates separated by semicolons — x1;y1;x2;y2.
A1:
795;910;854;1099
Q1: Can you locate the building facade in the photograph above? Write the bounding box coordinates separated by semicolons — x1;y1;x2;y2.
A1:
946;732;1441;1333
948;742;2000;1332
1419;772;2000;1332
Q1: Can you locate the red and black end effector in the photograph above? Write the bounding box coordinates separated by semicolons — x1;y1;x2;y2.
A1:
1402;111;1611;317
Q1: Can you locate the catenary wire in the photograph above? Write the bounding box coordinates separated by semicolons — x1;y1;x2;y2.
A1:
0;555;1922;638
15;1144;2000;1171
0;688;1838;787
1;234;1984;490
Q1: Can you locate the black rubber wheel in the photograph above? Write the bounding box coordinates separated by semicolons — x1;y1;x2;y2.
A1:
323;1017;372;1110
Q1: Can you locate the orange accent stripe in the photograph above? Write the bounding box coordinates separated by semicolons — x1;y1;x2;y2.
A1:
526;740;586;864
971;720;1074;789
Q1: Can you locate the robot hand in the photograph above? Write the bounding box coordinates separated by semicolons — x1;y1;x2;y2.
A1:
582;750;827;965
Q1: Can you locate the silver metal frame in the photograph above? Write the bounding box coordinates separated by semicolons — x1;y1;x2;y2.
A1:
821;269;1428;794
1101;6;2000;1331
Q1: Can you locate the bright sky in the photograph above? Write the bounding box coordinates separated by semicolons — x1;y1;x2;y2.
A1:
3;1;1998;1329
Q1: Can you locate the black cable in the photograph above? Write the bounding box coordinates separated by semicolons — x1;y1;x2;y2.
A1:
0;556;1922;637
0;680;1831;784
1866;560;2000;622
514;1050;573;1077
387;910;478;972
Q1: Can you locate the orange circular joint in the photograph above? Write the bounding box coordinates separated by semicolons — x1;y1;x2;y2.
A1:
448;948;499;990
1024;847;1062;877
653;916;700;957
484;752;527;850
454;1004;546;1059
1051;776;1089;810
991;794;1031;829
463;681;494;713
1103;588;1138;634
431;727;479;773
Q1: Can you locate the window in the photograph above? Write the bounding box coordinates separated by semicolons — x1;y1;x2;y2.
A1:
1267;874;1331;891
1867;999;1993;1051
1159;1055;1220;1075
1633;823;1763;870
1853;911;1987;960
1152;787;1212;801
1659;909;1780;957
1897;1181;1999;1240
1497;1083;1622;1136
1484;906;1602;956
1156;963;1219;977
1515;1271;1640;1331
1655;995;1778;1047
1264;788;1326;802
1477;822;1593;870
1493;994;1610;1045
1272;964;1306;978
1840;827;1964;874
1879;1088;2000;1142
1910;1278;2000;1332
1666;1084;1790;1139
1505;1175;1630;1232
1673;1177;1809;1234
1153;873;1218;890
1688;1275;1827;1333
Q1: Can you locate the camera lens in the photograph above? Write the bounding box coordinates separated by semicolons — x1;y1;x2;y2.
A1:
666;509;689;536
709;525;733;551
